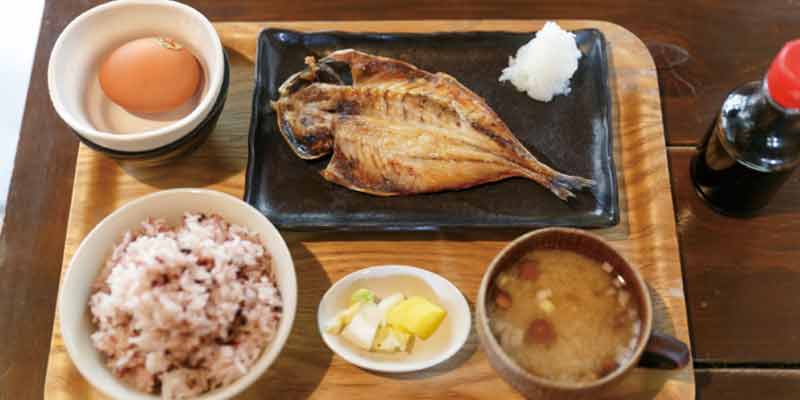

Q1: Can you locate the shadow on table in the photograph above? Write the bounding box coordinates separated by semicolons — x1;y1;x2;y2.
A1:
238;243;333;400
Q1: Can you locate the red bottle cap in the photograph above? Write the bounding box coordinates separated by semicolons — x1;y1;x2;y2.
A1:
767;39;800;110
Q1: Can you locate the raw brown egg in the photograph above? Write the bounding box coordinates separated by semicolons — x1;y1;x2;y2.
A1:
99;37;201;114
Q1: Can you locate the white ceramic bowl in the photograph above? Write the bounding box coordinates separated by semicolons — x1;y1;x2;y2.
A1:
48;0;225;153
318;265;471;373
59;189;297;400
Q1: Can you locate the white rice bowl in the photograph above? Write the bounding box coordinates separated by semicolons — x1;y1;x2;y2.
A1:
499;21;582;102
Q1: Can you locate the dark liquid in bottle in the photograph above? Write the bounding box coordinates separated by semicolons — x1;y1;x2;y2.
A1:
691;122;793;216
691;79;800;216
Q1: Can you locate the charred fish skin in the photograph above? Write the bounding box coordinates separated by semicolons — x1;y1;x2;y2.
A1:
272;49;595;200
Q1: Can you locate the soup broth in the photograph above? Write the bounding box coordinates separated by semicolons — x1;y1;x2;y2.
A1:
488;249;641;384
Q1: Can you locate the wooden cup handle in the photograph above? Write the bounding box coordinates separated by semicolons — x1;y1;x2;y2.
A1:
638;332;690;369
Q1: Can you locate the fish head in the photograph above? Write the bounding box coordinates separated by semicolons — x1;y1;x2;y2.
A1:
272;53;359;160
277;55;354;97
271;93;335;160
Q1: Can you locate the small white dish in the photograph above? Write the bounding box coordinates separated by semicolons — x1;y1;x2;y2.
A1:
318;265;471;373
48;0;225;153
59;189;297;400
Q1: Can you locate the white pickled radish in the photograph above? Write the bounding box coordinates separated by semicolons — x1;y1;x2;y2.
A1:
341;302;382;350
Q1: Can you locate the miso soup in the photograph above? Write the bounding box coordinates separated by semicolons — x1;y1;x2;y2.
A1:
488;249;641;384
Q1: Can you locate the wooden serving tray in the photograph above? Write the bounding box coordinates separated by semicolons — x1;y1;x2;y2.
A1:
44;20;694;399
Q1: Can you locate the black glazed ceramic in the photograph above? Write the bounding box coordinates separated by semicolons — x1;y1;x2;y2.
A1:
245;29;618;230
72;51;230;164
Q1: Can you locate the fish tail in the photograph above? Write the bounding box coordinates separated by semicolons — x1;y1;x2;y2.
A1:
549;173;596;201
517;168;595;201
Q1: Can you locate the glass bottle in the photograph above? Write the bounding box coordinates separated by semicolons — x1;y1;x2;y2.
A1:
691;40;800;216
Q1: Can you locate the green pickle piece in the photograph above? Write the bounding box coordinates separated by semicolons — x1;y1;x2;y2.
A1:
350;288;376;305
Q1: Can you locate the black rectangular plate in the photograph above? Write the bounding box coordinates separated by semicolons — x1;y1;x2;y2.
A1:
244;28;618;230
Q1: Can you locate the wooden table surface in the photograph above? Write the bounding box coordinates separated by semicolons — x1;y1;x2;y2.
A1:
2;1;799;399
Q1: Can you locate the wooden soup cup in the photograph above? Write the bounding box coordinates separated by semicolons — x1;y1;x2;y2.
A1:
476;228;689;399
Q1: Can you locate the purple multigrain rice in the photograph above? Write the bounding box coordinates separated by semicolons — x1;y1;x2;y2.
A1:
89;213;282;399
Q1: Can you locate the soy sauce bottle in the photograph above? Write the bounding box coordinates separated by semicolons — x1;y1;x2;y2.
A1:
691;40;800;216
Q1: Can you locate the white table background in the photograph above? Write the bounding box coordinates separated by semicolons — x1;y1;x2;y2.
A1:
0;0;45;232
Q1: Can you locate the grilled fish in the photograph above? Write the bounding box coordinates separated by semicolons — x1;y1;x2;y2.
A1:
271;49;594;200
